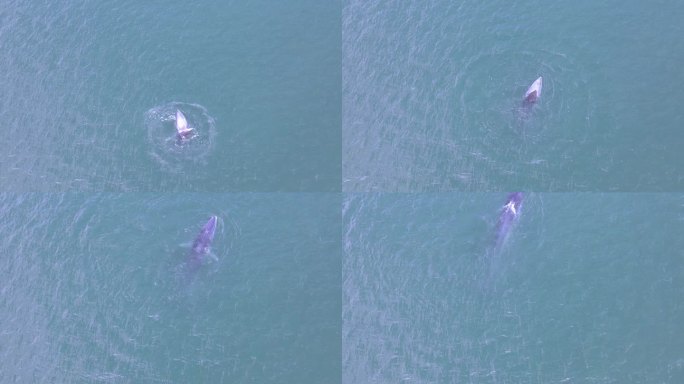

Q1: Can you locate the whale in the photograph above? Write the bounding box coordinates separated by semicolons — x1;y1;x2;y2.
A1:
479;192;525;291
175;110;195;140
523;76;543;105
495;192;523;249
190;215;217;260
177;215;218;280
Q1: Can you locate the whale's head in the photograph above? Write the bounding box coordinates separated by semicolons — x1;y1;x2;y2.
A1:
191;216;218;256
504;192;524;216
507;192;524;205
524;76;543;104
203;215;217;240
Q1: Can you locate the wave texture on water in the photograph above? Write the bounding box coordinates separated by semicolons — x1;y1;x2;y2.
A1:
342;193;684;383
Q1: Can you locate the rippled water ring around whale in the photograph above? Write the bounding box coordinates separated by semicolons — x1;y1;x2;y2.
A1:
144;102;217;171
454;48;597;139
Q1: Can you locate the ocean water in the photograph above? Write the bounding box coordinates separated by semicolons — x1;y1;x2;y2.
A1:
343;193;684;383
343;0;684;192
0;193;341;382
0;0;341;192
3;1;683;383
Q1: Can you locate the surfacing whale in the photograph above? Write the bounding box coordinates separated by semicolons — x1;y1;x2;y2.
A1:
175;110;195;140
523;76;543;105
479;192;525;291
495;192;524;249
178;215;218;280
190;215;217;260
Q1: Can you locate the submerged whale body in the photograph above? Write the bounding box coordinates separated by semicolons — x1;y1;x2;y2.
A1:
178;215;218;280
175;110;195;140
480;193;525;291
523;76;543;105
495;192;524;249
190;215;217;260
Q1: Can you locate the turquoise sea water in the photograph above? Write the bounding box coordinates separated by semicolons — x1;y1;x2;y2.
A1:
0;193;341;382
0;1;341;192
2;1;683;383
343;193;684;382
343;0;684;191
